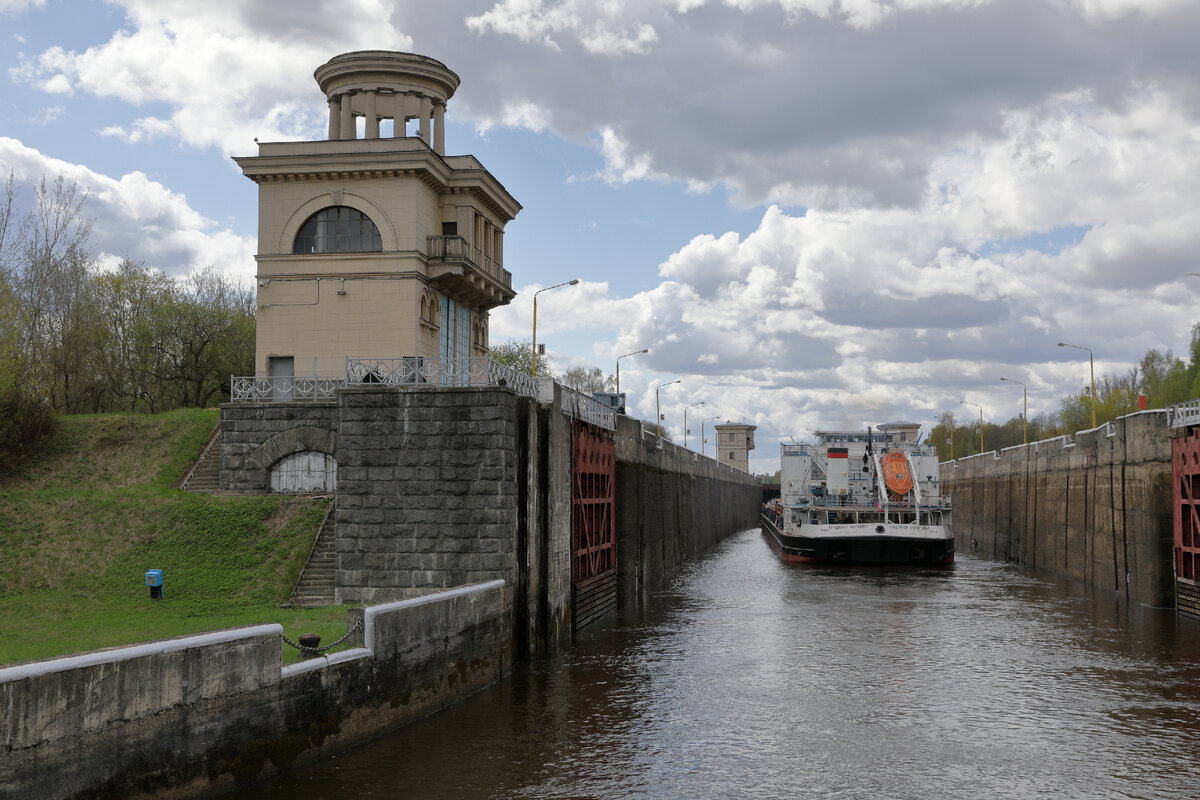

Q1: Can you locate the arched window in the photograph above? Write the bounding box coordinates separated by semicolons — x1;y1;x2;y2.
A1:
293;206;382;254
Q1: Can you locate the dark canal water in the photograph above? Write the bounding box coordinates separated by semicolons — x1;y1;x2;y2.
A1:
236;528;1200;799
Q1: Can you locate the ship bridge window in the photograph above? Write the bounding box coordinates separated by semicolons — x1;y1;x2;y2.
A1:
293;206;383;254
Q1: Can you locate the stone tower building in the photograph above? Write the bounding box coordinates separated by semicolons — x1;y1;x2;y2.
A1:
234;51;521;380
715;422;756;472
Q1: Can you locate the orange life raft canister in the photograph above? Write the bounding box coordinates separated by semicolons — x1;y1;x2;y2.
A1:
881;451;914;497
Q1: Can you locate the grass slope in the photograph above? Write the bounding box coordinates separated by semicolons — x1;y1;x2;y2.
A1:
0;409;350;666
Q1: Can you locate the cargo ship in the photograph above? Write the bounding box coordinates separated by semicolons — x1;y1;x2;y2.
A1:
761;422;953;565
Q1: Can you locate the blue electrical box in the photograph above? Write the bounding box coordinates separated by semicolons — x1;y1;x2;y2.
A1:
145;569;164;599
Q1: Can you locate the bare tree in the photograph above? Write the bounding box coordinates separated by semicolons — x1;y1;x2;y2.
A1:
559;365;614;394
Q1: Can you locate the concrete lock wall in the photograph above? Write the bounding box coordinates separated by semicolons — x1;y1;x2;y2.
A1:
219;384;760;651
941;410;1175;607
0;581;510;800
2;385;764;799
613;415;762;604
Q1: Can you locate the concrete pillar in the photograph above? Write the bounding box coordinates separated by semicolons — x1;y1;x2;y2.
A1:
364;91;379;139
395;93;411;138
419;95;431;143
327;98;339;140
434;101;446;154
456;206;474;245
339;93;354;141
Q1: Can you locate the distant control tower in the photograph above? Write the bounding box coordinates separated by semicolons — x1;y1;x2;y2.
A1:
234;51;521;381
715;422;756;472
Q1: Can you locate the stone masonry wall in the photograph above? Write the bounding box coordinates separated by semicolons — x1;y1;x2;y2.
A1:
941;410;1174;607
219;401;339;492
220;387;765;642
334;386;519;604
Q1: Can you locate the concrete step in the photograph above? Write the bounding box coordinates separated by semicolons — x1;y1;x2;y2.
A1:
290;504;337;607
182;426;222;494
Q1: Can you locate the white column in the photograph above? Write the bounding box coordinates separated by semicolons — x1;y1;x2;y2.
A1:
418;95;431;143
395;92;411;138
339;93;354;140
364;91;379;139
327;98;339;140
433;101;446;155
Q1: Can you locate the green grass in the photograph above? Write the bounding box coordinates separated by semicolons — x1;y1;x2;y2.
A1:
0;409;353;667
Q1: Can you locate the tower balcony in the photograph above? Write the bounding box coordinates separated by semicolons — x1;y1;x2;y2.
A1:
426;235;514;310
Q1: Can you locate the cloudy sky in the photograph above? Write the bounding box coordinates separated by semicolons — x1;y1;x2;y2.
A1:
3;0;1199;472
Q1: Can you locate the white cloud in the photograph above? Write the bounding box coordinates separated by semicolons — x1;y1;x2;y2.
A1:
593;126;665;184
466;0;661;54
0;0;45;13
38;73;71;94
1069;0;1198;21
10;0;1200;467
0;137;256;282
13;0;411;154
489;82;1200;446
31;105;63;125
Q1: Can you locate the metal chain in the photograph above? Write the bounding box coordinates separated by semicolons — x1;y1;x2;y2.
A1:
282;618;364;652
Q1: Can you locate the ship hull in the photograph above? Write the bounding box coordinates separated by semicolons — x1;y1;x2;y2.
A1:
761;513;954;566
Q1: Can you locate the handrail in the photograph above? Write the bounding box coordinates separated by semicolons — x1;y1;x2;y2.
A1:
1169;398;1200;429
230;375;346;402
427;235;510;287
232;359;612;431
560;385;617;431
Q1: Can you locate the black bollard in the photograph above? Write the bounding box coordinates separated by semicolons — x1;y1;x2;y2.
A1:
298;633;321;658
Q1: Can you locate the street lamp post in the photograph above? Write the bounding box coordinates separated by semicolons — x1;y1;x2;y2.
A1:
1000;377;1028;444
531;279;579;376
655;379;681;439
1058;341;1096;429
945;413;955;461
961;399;984;453
701;416;719;457
616;348;648;397
683;401;705;449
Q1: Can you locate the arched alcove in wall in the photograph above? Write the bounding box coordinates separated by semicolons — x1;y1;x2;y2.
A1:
270;451;337;493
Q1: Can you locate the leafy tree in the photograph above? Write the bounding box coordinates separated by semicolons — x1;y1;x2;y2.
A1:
152;267;255;408
0;172;257;464
488;337;552;377
92;259;176;412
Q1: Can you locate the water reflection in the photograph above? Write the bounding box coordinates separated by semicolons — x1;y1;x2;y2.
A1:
236;529;1200;799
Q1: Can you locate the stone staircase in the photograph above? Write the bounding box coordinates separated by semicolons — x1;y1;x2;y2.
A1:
181;425;221;493
290;504;336;607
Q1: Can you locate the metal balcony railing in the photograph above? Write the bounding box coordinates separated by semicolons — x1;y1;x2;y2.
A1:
426;235;512;288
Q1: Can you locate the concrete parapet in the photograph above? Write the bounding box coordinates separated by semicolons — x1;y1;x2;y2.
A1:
0;581;510;800
0;626;281;752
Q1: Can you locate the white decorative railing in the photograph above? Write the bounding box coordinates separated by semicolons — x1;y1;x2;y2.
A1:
560;386;617;431
231;358;614;430
230;375;346;402
345;356;487;387
342;356;543;401
1169;399;1200;429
